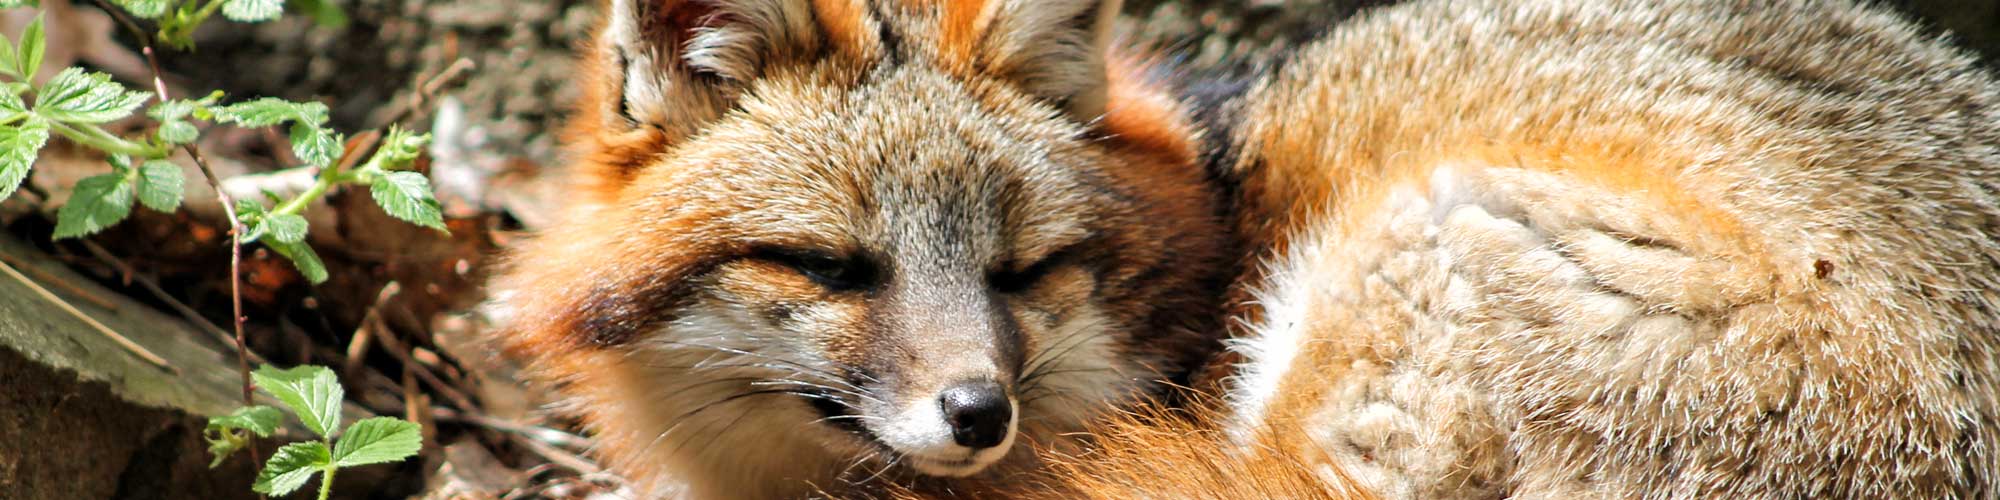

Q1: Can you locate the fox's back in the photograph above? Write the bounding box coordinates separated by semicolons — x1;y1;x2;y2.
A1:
1153;0;2000;498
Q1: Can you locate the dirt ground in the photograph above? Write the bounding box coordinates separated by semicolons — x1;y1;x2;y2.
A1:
4;1;1998;498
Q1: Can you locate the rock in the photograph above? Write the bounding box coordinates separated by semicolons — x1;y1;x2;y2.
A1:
0;235;392;499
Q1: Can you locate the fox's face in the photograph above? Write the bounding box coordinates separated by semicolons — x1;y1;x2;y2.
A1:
497;0;1229;494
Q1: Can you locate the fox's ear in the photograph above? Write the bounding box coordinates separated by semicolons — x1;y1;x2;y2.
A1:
594;0;868;139
941;0;1122;122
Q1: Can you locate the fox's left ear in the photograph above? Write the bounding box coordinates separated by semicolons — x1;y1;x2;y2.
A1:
941;0;1122;122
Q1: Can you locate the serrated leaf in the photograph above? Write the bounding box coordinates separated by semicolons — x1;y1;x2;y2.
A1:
17;14;40;82
157;120;198;144
53;173;135;239
207;405;284;438
150;99;204;145
233;198;268;239
211;98;327;128
106;154;134;172
260;213;307;243
266;238;329;284
113;0;169;18
251;365;343;437
205;404;281;469
288;123;340;167
204;430;247;468
0;118;48;202
363;127;429;171
33;68;150;124
0;37;15;81
222;0;284;22
148;98;196;121
368;171;445;231
136;160;184;212
253;441;329;496
332;417;422;467
0;92;28;122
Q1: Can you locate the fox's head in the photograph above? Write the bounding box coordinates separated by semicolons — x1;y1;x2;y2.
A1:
496;0;1231;495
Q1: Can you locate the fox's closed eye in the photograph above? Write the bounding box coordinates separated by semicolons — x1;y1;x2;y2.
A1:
761;249;876;291
990;254;1062;294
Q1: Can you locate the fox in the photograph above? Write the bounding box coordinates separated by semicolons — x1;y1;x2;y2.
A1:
492;0;1234;497
495;0;2000;499
1024;0;2000;499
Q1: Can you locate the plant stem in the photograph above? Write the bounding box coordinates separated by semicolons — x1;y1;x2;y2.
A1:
269;169;345;218
84;5;263;497
316;463;336;500
47;121;167;158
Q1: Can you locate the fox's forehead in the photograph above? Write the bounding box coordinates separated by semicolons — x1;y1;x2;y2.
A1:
653;65;1103;263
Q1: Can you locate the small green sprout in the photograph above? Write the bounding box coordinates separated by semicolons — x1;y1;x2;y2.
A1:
206;365;423;500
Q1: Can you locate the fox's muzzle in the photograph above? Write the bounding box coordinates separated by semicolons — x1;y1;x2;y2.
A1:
856;261;1026;475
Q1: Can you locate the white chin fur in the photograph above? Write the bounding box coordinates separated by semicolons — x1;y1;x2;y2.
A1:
872;399;1019;477
902;423;1017;477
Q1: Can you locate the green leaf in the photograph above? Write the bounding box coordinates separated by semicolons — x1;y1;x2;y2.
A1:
0;117;48;202
0;0;40;8
288;123;340;167
33;68;150;124
52;172;135;239
211;98;327;128
266;237;328;284
157;120;198;144
0;31;15;81
332;417;422;467
203;405;282;468
147;98;197;121
223;0;285;22
136;160;184;212
16;13;41;82
113;0;169;18
363;127;428;170
260;212;307;243
233;198;268;240
253;441;329;496
368;171;445;232
250;365;344;437
0;92;28;122
148;99;201;144
203;431;247;468
209;405;284;438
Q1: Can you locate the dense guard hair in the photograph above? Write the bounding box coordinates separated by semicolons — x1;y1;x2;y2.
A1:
1028;0;2000;499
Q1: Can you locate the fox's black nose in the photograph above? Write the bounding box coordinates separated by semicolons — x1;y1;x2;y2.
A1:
938;381;1012;449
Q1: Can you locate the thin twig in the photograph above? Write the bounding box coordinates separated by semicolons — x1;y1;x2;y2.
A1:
89;0;263;480
375;57;477;129
0;250;120;310
0;257;174;370
357;284;481;414
74;239;270;365
430;407;591;451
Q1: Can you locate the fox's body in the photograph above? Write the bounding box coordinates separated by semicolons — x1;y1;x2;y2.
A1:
1049;1;2000;498
496;0;2000;498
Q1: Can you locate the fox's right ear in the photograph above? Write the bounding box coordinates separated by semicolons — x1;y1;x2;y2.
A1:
576;0;876;193
598;0;810;137
590;0;882;134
